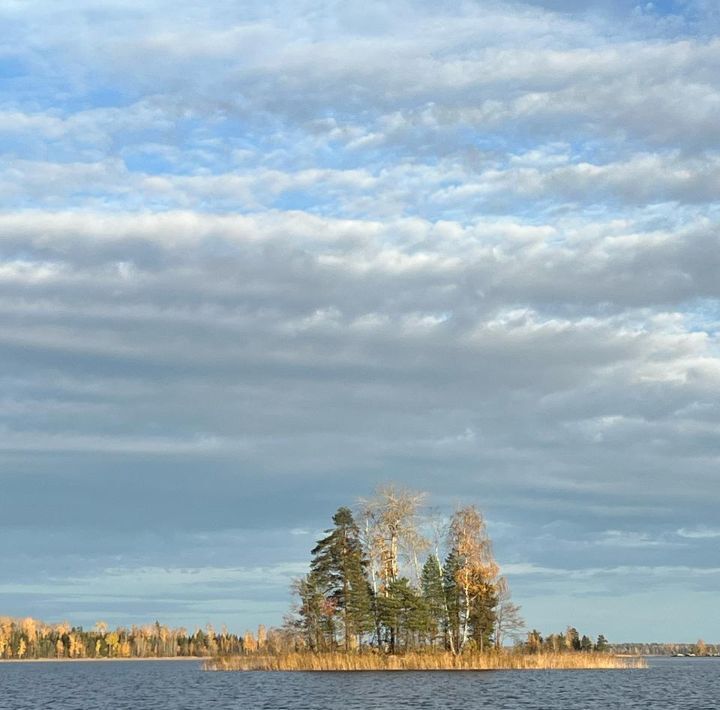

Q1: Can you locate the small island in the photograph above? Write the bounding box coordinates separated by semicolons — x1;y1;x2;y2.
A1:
206;485;644;671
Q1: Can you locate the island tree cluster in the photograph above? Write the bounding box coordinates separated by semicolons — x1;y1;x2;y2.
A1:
286;486;525;654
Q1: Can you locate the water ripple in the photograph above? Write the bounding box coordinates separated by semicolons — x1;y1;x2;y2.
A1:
0;658;717;709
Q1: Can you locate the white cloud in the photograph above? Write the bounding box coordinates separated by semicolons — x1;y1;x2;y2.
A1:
677;526;720;538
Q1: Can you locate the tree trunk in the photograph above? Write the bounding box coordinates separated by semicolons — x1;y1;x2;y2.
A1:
435;555;456;655
459;586;470;652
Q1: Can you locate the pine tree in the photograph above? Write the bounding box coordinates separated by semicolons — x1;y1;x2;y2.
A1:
421;555;446;647
469;582;498;652
310;507;374;650
377;578;428;653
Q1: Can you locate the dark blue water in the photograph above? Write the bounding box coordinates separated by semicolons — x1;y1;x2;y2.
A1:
0;657;716;709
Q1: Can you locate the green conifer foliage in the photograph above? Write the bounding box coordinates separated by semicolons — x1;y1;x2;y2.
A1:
287;488;520;657
310;507;374;650
377;578;429;653
421;555;447;647
469;582;498;652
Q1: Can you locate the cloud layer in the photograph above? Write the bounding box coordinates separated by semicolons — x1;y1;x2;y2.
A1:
1;0;719;641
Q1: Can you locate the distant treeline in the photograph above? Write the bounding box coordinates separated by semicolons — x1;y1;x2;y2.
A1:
0;617;258;659
611;641;719;657
523;628;609;654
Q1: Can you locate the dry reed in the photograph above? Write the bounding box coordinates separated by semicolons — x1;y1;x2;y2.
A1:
204;651;646;672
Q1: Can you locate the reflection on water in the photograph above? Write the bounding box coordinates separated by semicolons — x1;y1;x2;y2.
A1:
0;657;716;709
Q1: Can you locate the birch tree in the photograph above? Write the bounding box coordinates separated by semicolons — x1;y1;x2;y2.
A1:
359;485;428;591
446;505;500;653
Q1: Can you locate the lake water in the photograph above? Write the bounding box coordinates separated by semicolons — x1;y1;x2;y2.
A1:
0;657;716;709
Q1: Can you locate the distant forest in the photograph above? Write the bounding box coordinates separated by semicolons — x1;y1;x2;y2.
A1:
611;641;719;657
0;618;247;659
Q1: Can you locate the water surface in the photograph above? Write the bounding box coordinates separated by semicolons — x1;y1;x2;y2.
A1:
0;657;716;709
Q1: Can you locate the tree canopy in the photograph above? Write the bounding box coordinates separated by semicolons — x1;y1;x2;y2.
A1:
289;486;525;655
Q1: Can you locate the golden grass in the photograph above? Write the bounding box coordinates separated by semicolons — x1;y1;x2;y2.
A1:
204;651;646;672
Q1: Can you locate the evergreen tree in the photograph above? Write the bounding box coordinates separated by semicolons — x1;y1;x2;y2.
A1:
377;578;429;653
566;626;581;652
580;634;593;652
595;634;609;652
421;555;447;647
469;582;498;652
443;550;462;653
310;506;374;650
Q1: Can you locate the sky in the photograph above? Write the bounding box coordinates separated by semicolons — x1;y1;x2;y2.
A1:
1;0;719;643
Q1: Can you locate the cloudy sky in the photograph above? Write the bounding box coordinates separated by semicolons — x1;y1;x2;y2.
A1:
2;0;720;642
